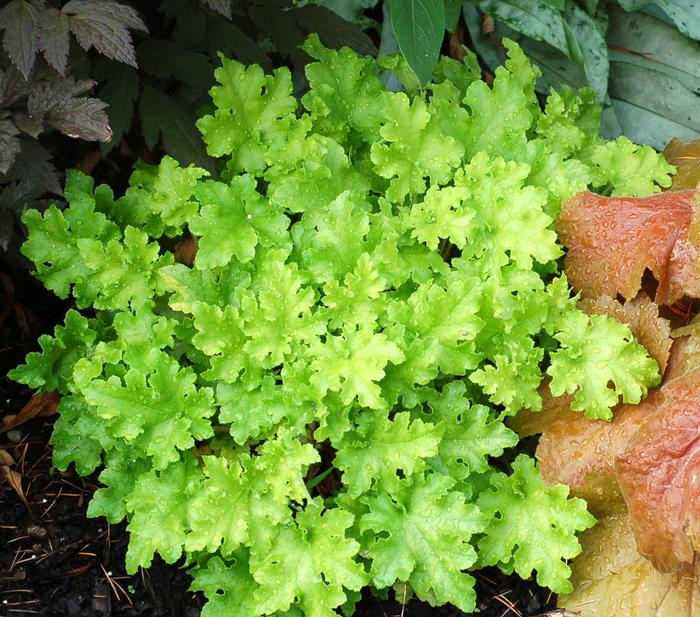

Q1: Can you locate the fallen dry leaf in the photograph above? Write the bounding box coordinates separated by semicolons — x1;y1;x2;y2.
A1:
1;391;60;434
0;447;29;507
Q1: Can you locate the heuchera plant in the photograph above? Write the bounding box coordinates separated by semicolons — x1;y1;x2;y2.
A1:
10;36;674;616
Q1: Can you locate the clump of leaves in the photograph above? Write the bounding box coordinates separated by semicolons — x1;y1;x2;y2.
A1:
463;1;700;149
513;184;700;615
11;37;673;616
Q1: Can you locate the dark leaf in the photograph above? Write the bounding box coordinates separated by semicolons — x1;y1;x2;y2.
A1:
12;112;43;137
136;40;214;88
317;0;381;24
4;137;62;196
38;7;70;74
444;0;462;31
206;17;273;72
62;0;147;67
291;5;378;56
198;0;231;18
97;63;139;154
49;95;111;141
0;0;40;78
0;119;21;174
27;75;111;141
388;0;445;84
139;85;215;171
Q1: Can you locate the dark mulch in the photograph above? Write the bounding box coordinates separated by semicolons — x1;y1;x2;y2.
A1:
0;257;560;617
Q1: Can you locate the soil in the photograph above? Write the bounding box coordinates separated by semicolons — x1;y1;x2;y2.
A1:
0;257;560;617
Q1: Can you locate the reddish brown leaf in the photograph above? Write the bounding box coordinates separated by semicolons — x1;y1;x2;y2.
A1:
536;390;660;496
615;364;700;573
560;501;700;617
557;191;700;305
664;137;700;191
1;391;60;433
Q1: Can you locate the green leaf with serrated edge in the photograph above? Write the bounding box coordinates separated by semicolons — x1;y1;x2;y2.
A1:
159;261;252;315
476;455;595;594
470;334;544;415
77;226;168;311
292;190;373;285
335;412;443;496
20;170;121;305
242;249;322;368
190;553;259;617
217;375;315;444
196;59;297;173
87;449;151;523
190;176;289;269
8;310;96;394
124;452;201;573
51;395;109;476
405;184;475;250
112;303;177;374
187;430;318;556
453;153;561;269
302;33;387;145
386;278;483;376
268;135;371;219
310;325;404;409
415;383;519;478
191;301;249;382
322;252;387;330
251;498;367;617
359;472;486;611
590;136;675;196
387;0;445;85
126;156;207;234
461;39;540;159
547;309;660;420
371;92;463;202
83;354;215;469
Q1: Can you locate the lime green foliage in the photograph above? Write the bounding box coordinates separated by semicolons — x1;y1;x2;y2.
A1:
476;455;596;594
12;38;670;616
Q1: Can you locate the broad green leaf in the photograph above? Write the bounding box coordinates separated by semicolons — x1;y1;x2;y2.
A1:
474;0;569;56
387;0;445;84
415;383;519;478
196;59;297;173
124;453;201;572
83;355;215;469
360;472;486;611
562;0;608;101
335;411;443;496
477;455;595;593
8;310;97;394
252;499;367;617
548;309;661;420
